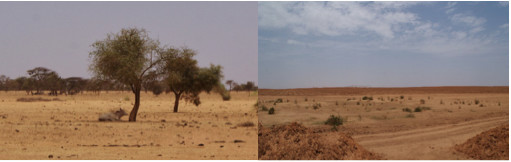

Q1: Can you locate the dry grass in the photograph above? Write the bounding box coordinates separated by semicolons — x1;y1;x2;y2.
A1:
0;91;257;160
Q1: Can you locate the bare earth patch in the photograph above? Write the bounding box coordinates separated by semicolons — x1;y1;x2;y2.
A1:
258;122;381;160
455;124;509;160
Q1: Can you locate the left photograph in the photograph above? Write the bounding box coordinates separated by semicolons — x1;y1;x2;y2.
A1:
0;2;258;160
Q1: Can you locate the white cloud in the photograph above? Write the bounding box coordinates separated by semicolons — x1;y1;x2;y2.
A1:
500;23;508;29
450;14;486;27
259;2;505;57
450;13;486;34
259;2;419;39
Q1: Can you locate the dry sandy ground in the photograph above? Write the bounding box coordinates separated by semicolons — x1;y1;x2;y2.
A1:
0;91;257;160
258;86;509;160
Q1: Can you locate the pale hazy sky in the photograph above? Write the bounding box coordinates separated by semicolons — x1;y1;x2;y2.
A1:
259;1;509;89
0;2;257;85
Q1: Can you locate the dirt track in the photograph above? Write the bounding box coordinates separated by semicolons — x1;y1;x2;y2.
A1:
354;116;508;160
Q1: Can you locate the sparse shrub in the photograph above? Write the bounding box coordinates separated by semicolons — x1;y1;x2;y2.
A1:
221;93;231;101
304;98;308;102
356;102;360;105
275;98;283;103
294;100;298;104
324;115;343;131
479;104;484;107
440;100;444;104
237;121;255;127
400;95;404;99
420;99;425;104
312;103;321;110
405;113;415;118
286;99;289;103
124;96;130;101
402;108;412;113
268;107;275;114
498;102;501;106
261;105;268;111
414;106;431;112
391;98;394;102
475;99;480;105
362;96;373;100
335;101;339;106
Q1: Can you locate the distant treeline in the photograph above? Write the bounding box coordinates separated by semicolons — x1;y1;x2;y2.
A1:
0;67;257;96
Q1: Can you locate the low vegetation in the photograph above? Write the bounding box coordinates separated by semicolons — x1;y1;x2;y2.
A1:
324;115;343;131
268;107;275;115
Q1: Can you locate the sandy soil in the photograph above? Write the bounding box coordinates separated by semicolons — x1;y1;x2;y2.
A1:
258;86;509;160
0;91;258;160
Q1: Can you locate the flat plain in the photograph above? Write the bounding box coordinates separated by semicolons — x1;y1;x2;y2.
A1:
258;86;508;160
0;91;257;160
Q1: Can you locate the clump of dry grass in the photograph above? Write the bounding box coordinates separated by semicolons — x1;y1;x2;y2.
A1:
237;121;255;127
16;97;62;102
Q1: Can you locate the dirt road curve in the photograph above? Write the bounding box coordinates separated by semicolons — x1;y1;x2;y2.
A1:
354;116;508;160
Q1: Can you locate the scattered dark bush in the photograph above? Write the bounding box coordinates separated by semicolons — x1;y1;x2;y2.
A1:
420;99;425;104
405;113;415;118
261;105;269;111
237;121;255;127
402;108;412;113
400;96;404;99
268;107;275;114
475;99;480;105
414;107;422;112
362;96;373;100
324;115;343;131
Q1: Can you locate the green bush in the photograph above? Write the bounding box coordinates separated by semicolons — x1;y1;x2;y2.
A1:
324;115;343;131
414;107;422;112
268;107;275;115
221;92;231;101
402;108;412;112
362;96;373;100
261;105;268;111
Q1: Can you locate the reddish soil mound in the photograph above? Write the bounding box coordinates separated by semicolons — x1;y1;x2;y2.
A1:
259;86;508;96
258;122;380;160
455;124;509;160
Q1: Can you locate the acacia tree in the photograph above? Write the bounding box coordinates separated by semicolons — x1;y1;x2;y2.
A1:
89;28;165;122
160;47;225;112
245;81;255;96
27;67;56;94
225;80;233;91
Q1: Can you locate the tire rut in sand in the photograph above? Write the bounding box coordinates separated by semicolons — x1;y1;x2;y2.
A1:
353;116;508;159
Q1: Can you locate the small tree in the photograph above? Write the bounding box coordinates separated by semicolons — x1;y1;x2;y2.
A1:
225;80;233;91
245;81;255;96
89;28;165;122
160;47;225;113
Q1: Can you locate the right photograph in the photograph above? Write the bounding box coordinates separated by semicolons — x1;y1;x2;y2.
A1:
257;1;509;160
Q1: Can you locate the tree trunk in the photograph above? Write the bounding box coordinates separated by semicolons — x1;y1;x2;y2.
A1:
173;92;181;113
129;87;141;122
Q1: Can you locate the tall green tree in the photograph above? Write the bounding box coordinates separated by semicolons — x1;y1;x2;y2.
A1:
160;47;225;112
89;28;165;122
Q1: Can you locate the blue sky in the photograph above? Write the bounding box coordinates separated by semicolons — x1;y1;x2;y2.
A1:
0;2;257;85
259;1;509;89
